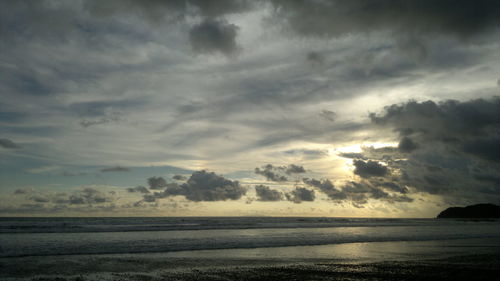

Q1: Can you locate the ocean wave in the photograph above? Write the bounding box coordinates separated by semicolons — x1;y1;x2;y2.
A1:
1;221;500;258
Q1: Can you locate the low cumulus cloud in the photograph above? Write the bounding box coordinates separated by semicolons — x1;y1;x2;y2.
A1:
303;178;347;200
14;188;30;195
127;186;150;193
255;184;283;201
148;176;168;190
285;187;315;203
189;19;240;56
285;164;306;175
29;195;50;203
21;187;114;206
254;164;306;182
68;188;112;205
100;166;130;172
353;160;389;178
255;164;288;182
141;170;246;202
302;177;412;206
172;174;187;181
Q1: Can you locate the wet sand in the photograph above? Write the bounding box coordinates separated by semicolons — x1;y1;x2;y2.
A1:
2;253;500;281
2;238;500;281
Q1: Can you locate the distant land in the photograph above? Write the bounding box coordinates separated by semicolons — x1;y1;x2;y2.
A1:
437;203;500;218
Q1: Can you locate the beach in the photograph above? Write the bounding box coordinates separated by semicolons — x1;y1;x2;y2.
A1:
1;217;500;280
2;251;500;281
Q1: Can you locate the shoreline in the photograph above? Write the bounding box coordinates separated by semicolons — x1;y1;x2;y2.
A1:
2;238;500;281
2;253;500;281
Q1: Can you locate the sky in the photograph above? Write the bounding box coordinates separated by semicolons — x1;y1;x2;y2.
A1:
1;0;500;217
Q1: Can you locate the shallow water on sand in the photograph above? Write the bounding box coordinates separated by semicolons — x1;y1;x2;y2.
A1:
1;218;500;280
1;217;500;257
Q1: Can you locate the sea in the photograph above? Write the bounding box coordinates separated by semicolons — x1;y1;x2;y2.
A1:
2;217;500;261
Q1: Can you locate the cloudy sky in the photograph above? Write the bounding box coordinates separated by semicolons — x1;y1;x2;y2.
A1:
1;0;500;217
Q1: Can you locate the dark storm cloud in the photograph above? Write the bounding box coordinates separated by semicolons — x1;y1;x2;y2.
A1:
360;97;500;204
307;51;325;65
0;0;253;42
346;148;453;197
353;160;389;178
143;170;246;202
270;0;500;38
285;187;315;203
370;98;500;139
12;0;500;42
0;138;20;149
148;176;168;190
474;174;500;185
84;0;183;22
100;166;130;172
127;186;150;194
255;184;283;201
187;0;254;18
85;0;253;22
370;98;500;161
189;19;240;56
463;138;500;163
398;136;418;152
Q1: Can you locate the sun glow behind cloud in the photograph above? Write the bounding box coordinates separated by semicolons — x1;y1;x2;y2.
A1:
333;142;399;154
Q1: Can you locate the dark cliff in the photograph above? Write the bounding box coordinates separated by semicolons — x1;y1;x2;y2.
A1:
437;203;500;218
